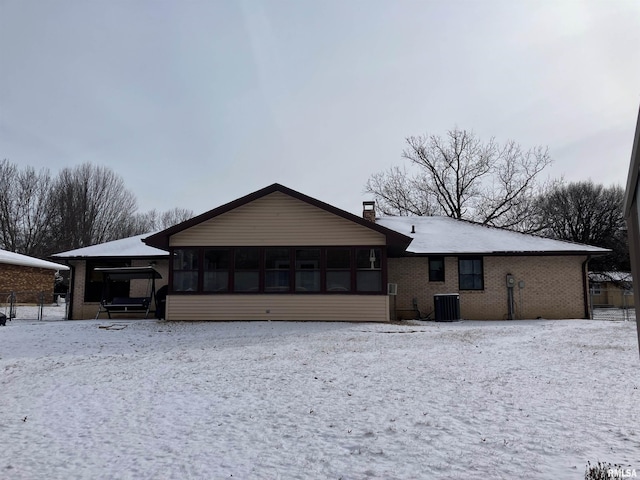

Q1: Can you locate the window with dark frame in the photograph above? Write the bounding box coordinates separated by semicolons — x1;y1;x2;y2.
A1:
173;249;199;292
234;248;260;292
265;247;291;292
429;256;445;282
458;257;484;290
295;249;321;292
203;249;229;292
326;248;351;292
356;248;382;292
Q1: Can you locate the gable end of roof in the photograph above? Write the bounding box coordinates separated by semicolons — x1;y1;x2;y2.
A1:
143;183;412;252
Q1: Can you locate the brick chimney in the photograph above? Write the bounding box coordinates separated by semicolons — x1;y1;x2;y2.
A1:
362;201;376;223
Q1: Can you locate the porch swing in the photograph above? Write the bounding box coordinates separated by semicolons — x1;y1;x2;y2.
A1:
94;266;162;319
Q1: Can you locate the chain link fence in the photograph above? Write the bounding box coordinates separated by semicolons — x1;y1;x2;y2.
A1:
0;291;68;321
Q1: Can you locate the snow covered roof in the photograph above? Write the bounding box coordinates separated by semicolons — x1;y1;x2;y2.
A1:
0;249;70;271
376;216;610;255
51;233;168;259
49;216;609;260
589;271;632;283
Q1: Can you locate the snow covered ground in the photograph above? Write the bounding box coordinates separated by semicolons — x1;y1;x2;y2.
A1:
1;316;639;479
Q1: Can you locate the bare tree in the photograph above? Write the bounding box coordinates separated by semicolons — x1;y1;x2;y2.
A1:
159;207;193;229
0;160;55;257
50;163;138;251
130;207;193;234
0;159;20;251
365;166;437;216
536;181;627;271
0;160;195;256
365;128;552;230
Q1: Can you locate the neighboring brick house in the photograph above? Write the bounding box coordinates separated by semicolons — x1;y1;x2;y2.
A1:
54;184;608;321
588;272;633;309
0;249;69;304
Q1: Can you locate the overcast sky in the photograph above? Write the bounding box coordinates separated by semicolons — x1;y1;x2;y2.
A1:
1;0;639;217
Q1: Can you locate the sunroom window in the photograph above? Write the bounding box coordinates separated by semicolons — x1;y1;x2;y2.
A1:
356;248;382;292
169;246;386;294
234;248;260;292
295;249;321;292
326;248;351;292
203;249;229;292
173;249;199;292
265;248;291;292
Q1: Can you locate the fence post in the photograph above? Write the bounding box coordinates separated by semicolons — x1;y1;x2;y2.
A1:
9;292;16;319
65;291;70;320
38;291;45;321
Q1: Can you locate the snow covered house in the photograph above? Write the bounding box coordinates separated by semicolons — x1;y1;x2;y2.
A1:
54;184;608;321
141;184;606;322
0;249;69;304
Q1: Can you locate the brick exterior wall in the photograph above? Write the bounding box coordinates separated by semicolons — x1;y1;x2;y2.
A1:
388;255;589;320
68;260;90;319
0;263;57;303
129;259;169;298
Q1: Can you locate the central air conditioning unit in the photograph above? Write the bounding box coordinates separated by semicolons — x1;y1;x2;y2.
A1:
387;283;398;295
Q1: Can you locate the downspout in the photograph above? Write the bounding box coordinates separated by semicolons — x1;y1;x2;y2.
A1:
65;261;75;320
582;255;591;319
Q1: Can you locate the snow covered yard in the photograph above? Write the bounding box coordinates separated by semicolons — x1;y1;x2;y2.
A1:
1;318;639;480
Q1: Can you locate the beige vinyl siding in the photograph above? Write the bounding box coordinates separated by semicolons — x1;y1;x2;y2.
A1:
170;192;385;247
165;294;389;322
